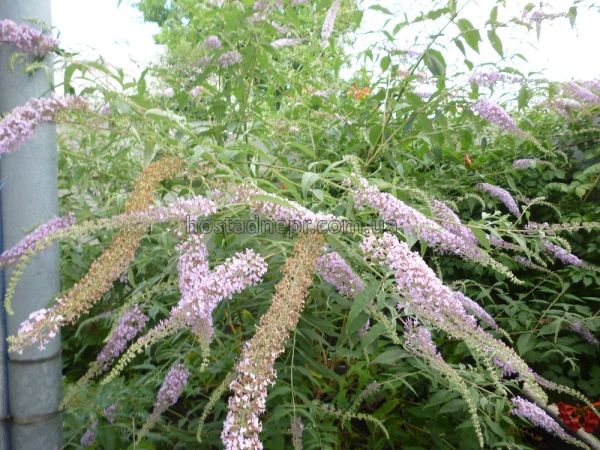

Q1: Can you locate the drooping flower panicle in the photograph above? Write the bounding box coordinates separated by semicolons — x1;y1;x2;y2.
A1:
0;214;75;267
0;19;58;56
541;240;584;267
172;241;268;341
96;306;148;369
271;38;302;49
353;178;484;262
511;397;574;443
472;100;520;133
478;183;520;217
564;81;600;105
453;291;499;330
221;234;323;450
360;231;537;388
513;159;547;170
570;321;599;345
0;96;84;155
360;232;477;330
154;363;190;413
321;0;341;46
8;158;186;353
316;251;365;297
469;70;518;88
430;200;478;246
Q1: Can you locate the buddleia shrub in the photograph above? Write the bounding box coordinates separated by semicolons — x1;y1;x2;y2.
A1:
1;0;600;449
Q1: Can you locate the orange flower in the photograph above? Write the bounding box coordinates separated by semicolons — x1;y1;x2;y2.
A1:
348;84;371;101
463;154;473;168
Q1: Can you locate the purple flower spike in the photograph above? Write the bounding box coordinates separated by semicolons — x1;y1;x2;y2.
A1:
0;214;76;266
154;363;189;412
478;183;520;217
96;306;148;369
0;19;58;56
541;240;584;267
218;51;242;68
0;96;84;155
316;252;364;297
472;100;520;133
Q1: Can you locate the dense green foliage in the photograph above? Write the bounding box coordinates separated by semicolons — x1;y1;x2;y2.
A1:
36;0;600;448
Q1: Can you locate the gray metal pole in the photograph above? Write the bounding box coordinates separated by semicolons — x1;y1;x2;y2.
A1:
0;1;62;449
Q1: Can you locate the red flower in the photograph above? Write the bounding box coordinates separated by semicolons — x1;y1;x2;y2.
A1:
558;401;600;434
583;411;599;433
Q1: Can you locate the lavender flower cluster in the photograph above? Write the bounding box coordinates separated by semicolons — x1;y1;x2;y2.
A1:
404;320;440;358
96;306;148;369
478;183;520;217
524;9;565;25
154;362;190;412
469;70;519;88
453;291;499;330
219;51;243;68
541;240;584;267
221;234;322;450
271;38;302;49
0;96;84;155
172;235;267;341
321;0;341;46
471;100;520;133
488;234;521;252
10;195;217;353
570;321;599;345
15;308;62;351
353;178;484;263
413;84;435;99
513;255;547;272
511;397;569;440
203;35;222;50
550;98;582;117
563;81;600;105
513;159;546;170
0;19;58;56
0;214;75;267
360;231;477;331
80;420;97;447
316;251;365;297
222;351;274;449
361;231;535;384
234;186;337;228
430;200;477;246
104;404;117;423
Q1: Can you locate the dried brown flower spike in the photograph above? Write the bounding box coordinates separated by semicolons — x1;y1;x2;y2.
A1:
221;232;323;450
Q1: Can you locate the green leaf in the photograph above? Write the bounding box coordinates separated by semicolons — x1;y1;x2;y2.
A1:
516;333;535;355
348;280;380;324
488;6;498;24
568;6;577;28
457;18;480;52
372;348;405;365
517;85;532;110
487;29;503;57
469;224;490;250
369;5;393;15
369;125;383;147
145;108;185;123
380;56;391;72
301;172;319;198
423;50;446;77
454;38;467;57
